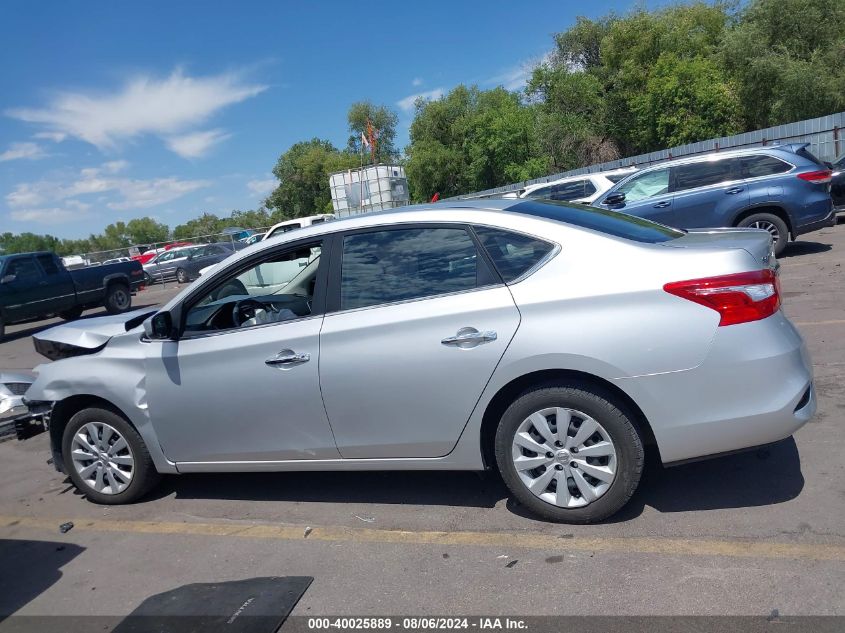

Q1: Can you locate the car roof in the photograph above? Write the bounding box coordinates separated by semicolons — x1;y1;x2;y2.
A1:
629;146;798;173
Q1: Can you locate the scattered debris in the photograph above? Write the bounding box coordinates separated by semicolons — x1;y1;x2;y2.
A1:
496;555;509;559
442;553;450;559
354;515;375;523
545;555;564;564
303;526;312;538
505;560;518;568
59;521;73;534
767;609;780;622
560;533;574;539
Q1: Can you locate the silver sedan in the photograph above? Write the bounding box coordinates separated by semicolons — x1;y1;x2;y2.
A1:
24;200;815;522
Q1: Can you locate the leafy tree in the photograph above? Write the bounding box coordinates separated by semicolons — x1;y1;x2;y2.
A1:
0;232;62;255
172;213;225;240
405;86;545;200
722;0;845;128
346;101;399;162
126;217;170;245
266;138;358;216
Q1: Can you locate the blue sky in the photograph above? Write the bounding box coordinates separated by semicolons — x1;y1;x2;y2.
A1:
1;0;643;239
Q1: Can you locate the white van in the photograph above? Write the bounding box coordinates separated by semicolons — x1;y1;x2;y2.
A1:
262;214;335;241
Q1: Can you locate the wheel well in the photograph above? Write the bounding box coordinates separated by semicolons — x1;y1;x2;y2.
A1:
478;369;657;470
106;278;129;291
733;206;793;239
49;395;132;466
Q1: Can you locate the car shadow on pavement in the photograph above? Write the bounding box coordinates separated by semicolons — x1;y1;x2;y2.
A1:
507;437;804;523
780;240;832;258
0;303;160;344
0;538;85;619
151;469;509;509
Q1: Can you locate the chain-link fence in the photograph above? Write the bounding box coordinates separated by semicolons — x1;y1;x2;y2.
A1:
62;226;274;289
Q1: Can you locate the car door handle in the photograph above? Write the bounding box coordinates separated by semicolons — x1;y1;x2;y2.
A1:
652;200;671;208
725;187;744;194
265;350;310;367
441;327;497;348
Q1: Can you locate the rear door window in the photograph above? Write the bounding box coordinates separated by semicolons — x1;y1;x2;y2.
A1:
339;227;481;310
35;254;60;275
741;155;793;178
672;159;736;192
473;226;554;282
550;180;588;201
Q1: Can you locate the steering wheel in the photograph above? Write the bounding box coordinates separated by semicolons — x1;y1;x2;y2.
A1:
232;298;267;327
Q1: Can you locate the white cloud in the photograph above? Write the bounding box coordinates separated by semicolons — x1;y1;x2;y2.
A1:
6;68;266;157
9;207;86;224
247;177;277;197
5;161;210;215
165;128;231;158
411;77;423;87
396;88;445;112
33;131;67;142
0;142;47;162
485;53;552;92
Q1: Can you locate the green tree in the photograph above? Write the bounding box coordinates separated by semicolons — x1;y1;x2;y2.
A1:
266;138;358;216
405;86;545;200
0;232;61;255
126;217;170;245
172;213;225;240
346;101;400;162
722;0;845;128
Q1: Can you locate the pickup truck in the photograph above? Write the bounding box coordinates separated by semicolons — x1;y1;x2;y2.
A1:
0;251;144;340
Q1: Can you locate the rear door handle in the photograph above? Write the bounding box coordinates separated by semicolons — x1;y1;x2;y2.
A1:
441;327;497;348
725;187;745;194
265;349;310;368
652;200;671;208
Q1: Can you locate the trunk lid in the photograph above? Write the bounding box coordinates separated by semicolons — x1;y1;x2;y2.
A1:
32;308;156;361
660;228;777;270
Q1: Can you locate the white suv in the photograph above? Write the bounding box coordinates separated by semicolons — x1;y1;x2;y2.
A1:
519;168;637;204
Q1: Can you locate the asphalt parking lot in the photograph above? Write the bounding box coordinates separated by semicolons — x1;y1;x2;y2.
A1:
0;224;843;620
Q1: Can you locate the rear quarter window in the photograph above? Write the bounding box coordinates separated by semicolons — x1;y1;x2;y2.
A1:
508;200;683;243
472;226;554;282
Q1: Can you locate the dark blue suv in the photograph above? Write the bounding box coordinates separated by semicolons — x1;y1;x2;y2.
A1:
594;144;835;255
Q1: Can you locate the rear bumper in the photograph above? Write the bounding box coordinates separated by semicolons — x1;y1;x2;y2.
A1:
794;203;836;236
616;311;814;464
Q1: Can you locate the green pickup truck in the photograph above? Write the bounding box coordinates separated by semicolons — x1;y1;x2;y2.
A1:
0;251;144;340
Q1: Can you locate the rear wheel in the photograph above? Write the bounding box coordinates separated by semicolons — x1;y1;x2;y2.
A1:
59;307;84;321
495;384;644;523
104;283;131;314
176;268;188;284
738;213;789;256
62;406;160;504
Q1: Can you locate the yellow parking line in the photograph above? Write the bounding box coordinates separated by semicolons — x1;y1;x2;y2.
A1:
1;515;843;562
794;319;845;326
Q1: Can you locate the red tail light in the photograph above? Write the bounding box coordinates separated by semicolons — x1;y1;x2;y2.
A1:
663;269;781;326
797;169;832;184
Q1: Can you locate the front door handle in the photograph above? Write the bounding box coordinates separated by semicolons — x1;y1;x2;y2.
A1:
441;327;497;348
652;200;671;208
265;349;310;368
725;186;744;194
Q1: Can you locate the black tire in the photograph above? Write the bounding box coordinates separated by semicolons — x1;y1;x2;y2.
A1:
62;406;161;504
737;212;789;256
144;272;154;286
494;383;644;523
176;268;188;284
104;282;131;314
0;314;5;342
59;307;84;321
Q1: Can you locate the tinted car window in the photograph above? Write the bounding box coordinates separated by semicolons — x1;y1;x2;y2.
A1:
6;257;40;281
551;180;587;201
742;155;792;178
614;168;670;202
606;173;631;183
473;227;554;282
673;159;735;192
341;228;479;310
524;185;552;200
509;201;683;243
35;254;60;275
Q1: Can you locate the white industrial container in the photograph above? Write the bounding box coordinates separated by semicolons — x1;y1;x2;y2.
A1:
329;164;410;217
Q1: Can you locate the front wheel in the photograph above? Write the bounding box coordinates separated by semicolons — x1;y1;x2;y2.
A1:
176;268;188;284
104;283;131;314
737;213;789;256
62;407;160;504
495;384;644;523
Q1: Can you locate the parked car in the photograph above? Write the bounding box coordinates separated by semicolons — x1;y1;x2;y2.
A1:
102;257;132;265
240;233;265;246
23;200;814;523
519;168;637;203
593;144;835;255
0;251;143;340
143;247;197;284
178;242;240;282
829;152;845;213
263;214;335;240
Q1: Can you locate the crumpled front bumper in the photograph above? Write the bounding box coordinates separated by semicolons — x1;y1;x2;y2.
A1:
0;396;48;441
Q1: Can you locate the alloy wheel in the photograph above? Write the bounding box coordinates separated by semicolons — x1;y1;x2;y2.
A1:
748;220;780;242
71;422;134;494
511;407;617;508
